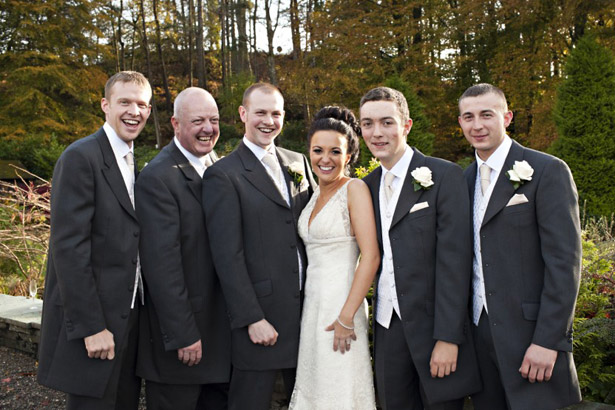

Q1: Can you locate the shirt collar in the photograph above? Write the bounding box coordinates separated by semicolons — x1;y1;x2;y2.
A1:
243;136;273;161
174;136;207;170
103;122;133;160
381;145;413;178
475;135;512;174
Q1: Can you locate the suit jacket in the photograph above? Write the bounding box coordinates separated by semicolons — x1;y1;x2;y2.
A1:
202;141;315;370
134;142;231;384
364;148;481;404
37;128;140;398
464;140;582;410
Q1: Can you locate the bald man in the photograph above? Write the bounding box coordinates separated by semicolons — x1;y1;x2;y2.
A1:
135;87;231;409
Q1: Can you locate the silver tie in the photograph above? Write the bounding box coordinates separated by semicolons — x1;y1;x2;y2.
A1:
261;150;282;188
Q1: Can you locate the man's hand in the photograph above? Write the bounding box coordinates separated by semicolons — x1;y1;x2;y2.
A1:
178;339;202;366
84;329;115;360
248;319;278;346
429;340;458;378
519;343;558;383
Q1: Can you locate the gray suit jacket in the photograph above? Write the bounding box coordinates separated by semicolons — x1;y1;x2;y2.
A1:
38;128;140;398
364;148;481;404
202;141;316;370
464;140;582;409
135;142;231;384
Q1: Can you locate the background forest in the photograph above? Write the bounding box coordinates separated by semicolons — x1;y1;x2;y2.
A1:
0;0;614;403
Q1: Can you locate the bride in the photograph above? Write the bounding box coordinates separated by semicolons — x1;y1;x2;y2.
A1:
289;106;379;409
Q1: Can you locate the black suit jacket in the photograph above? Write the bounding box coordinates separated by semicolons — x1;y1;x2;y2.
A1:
38;128;140;398
464;140;582;409
202;141;315;370
364;148;481;404
135;142;231;384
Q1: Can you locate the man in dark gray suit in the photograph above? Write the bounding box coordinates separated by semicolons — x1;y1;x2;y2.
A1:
38;71;151;409
361;87;480;410
459;83;582;410
135;87;231;410
202;83;315;410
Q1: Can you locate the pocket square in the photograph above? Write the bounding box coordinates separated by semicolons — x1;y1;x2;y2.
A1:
506;193;528;207
409;201;429;213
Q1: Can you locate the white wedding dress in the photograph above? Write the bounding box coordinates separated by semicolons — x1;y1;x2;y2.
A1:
289;180;376;410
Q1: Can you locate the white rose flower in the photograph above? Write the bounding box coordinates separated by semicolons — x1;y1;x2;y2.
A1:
288;163;303;174
512;160;533;181
507;169;521;182
410;166;434;189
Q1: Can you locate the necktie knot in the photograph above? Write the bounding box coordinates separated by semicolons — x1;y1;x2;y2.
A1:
479;163;491;195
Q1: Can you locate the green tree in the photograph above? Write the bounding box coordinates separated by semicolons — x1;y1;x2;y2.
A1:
384;75;435;155
551;35;615;217
0;0;109;177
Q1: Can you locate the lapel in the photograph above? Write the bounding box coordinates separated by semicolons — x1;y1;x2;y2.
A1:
237;142;289;209
96;129;137;221
366;167;384;250
167;142;202;203
466;161;477;208
276;148;302;217
482;140;525;227
391;148;426;228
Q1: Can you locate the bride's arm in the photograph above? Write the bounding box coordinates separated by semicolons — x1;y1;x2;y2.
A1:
326;178;380;353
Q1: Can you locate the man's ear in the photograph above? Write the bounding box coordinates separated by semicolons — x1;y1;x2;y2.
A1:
239;105;247;123
403;118;413;137
101;98;109;114
504;110;513;128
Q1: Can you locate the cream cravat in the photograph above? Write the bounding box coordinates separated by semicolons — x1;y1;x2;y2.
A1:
124;151;135;207
261;150;282;187
479;163;491;196
384;171;395;205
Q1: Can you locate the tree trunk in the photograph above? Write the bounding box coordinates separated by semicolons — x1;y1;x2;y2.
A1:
264;0;279;84
152;0;173;112
196;0;207;87
289;0;300;59
139;0;162;148
119;0;125;70
235;0;250;73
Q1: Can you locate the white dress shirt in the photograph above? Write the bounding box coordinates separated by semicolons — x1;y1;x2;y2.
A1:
174;136;209;177
103;122;143;308
375;145;414;328
471;135;512;324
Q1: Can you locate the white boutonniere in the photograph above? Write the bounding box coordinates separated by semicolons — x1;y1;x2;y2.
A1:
410;166;434;191
287;163;304;187
506;160;533;190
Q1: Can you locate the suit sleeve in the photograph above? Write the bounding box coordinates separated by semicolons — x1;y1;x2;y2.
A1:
202;165;265;329
433;163;473;344
532;158;581;352
135;171;200;351
49;148;106;340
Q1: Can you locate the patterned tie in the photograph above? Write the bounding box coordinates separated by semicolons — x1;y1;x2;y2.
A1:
384;171;395;205
124;151;135;208
479;163;491;196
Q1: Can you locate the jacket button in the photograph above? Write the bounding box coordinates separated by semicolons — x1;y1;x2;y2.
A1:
290;244;296;249
133;231;139;237
294;268;299;273
121;313;128;319
128;286;134;292
132;258;137;264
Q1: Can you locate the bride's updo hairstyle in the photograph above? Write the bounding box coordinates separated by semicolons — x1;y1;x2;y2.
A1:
307;106;361;173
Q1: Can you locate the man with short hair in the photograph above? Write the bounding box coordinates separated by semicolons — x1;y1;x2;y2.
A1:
135;87;231;410
361;86;480;410
202;83;316;410
38;71;151;409
459;83;582;410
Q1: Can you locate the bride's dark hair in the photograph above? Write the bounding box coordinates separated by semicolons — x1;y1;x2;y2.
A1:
307;106;361;171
